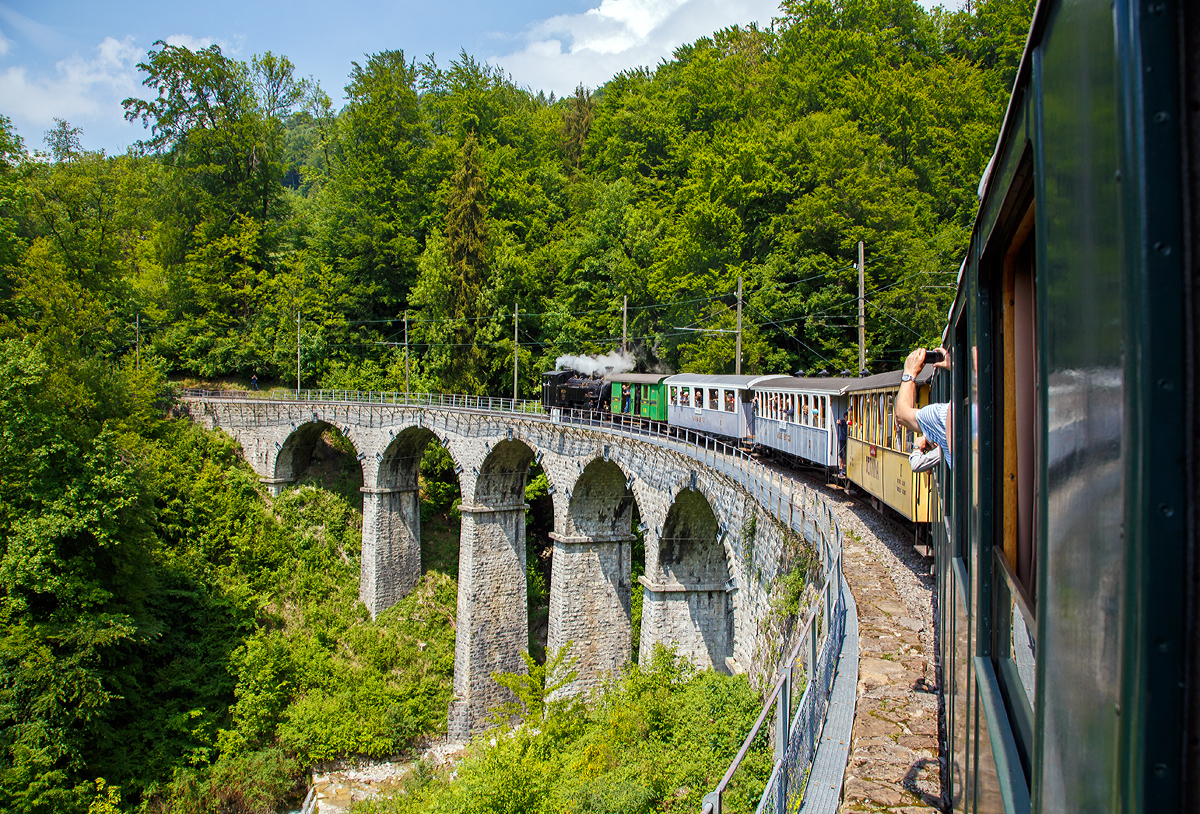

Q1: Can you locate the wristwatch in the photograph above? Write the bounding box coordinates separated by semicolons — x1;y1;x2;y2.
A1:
900;373;915;383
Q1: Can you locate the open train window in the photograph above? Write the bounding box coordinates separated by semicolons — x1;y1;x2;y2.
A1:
988;185;1039;780
1003;201;1038;601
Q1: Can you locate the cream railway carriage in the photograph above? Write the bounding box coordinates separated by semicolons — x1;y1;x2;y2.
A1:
843;369;934;524
749;376;854;469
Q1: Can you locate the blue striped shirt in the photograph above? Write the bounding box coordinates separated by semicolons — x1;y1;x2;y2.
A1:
916;402;951;469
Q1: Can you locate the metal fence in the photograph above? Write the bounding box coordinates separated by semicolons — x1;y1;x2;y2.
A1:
176;387;544;414
175;390;849;811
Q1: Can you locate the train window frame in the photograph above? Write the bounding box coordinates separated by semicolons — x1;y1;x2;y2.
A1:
886;394;895;449
998;197;1039;767
979;151;1039;784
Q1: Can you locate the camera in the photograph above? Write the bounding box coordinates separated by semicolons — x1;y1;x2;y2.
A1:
924;349;945;365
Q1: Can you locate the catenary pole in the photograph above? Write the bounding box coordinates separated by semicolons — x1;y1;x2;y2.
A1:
297;310;301;394
135;312;140;371
858;241;865;374
736;276;743;375
513;301;519;401
404;310;410;402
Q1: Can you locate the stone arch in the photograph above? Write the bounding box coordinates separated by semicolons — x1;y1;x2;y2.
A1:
271;418;353;489
640;482;734;672
566;457;637;539
469;437;536;508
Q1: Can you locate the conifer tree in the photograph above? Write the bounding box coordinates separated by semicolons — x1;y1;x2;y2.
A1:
445;132;489;393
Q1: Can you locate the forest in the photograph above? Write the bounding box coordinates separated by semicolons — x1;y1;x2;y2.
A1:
0;0;1032;811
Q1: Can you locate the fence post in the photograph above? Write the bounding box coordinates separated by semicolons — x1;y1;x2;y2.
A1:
776;668;791;813
808;615;818;696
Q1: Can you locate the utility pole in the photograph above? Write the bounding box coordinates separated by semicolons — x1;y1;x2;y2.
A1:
735;276;743;375
513;301;519;401
297;310;302;394
404;310;410;402
622;295;628;355
858;241;866;375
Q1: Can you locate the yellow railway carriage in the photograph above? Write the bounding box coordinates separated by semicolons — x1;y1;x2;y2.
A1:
844;369;935;524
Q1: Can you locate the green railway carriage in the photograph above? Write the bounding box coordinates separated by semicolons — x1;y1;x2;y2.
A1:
929;0;1200;811
609;373;670;421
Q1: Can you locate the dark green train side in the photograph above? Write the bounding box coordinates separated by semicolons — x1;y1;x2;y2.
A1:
929;1;1200;811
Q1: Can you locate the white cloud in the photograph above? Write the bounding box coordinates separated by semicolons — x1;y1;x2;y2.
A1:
0;36;141;129
489;0;781;95
0;29;10;58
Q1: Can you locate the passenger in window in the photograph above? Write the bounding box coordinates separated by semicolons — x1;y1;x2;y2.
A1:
909;434;942;473
896;347;952;468
783;397;794;422
622;384;631;414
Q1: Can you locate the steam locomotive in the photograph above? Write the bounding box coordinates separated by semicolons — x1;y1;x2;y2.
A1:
540;368;612;412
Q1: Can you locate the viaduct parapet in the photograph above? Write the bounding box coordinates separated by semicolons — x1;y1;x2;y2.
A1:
180;394;840;741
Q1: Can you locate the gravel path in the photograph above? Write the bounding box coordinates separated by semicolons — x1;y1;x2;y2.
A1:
760;461;944;812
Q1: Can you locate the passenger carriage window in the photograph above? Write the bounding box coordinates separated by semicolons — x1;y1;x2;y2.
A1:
670;386;678;405
990;192;1040;777
821;397;827;429
708;388;718;410
724;389;735;412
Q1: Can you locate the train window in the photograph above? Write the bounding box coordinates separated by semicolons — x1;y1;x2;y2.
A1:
885;395;894;449
681;386;690;406
724;389;735;412
708;388;718;410
670;386;678;405
1002;201;1038;599
819;397;826;428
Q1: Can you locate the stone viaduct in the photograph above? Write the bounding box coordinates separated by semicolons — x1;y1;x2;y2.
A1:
180;393;839;741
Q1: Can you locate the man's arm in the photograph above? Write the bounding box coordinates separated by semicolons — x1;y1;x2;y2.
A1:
896;347;950;432
895;348;927;432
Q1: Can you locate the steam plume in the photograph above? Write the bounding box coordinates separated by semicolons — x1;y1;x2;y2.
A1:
555;350;635;376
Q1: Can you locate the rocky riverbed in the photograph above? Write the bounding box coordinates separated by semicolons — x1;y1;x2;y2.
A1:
302;742;467;813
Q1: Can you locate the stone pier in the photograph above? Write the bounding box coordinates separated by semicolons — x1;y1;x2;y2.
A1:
359;486;421;617
547;532;633;690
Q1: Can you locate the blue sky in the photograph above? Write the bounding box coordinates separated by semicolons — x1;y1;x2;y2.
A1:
0;0;948;156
